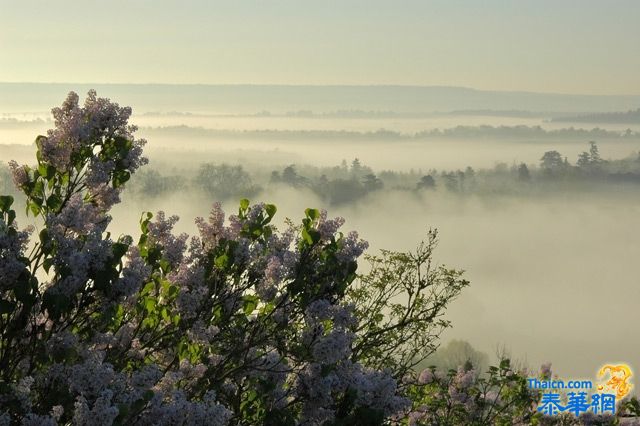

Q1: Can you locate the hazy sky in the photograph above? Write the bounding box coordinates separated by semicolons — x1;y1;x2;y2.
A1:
1;0;638;95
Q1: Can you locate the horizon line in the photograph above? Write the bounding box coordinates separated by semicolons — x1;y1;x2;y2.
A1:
1;81;639;98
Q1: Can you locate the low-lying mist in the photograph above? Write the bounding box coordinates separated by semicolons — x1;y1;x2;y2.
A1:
104;181;640;379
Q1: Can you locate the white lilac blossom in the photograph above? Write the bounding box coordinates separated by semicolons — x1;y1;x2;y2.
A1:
7;160;28;188
186;320;220;345
245;202;266;224
85;160;115;192
336;230;369;262
305;299;357;329
46;331;79;359
454;366;475;389
142;390;232;426
316;209;346;241
311;329;354;365
115;246;151;299
343;365;410;415
147;211;188;267
20;413;57;426
256;256;285;300
176;284;208;321
43;229;112;299
68;358;116;400
194;202;227;250
90;184;122;211
418;368;434;385
51;405;64;422
130;364;163;391
72;391;119;426
297;361;410;424
303;299;359;363
39;90;147;174
14;376;35;412
178;360;207;381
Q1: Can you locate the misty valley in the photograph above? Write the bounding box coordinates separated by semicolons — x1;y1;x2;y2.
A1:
1;85;640;424
2;87;640;383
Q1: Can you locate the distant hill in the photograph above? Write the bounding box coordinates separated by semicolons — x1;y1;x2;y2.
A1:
1;83;640;116
139;124;639;142
551;108;640;124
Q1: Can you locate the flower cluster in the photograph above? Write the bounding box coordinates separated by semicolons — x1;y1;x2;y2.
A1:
39;90;144;173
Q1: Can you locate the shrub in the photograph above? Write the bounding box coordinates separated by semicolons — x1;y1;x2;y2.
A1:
1;91;550;425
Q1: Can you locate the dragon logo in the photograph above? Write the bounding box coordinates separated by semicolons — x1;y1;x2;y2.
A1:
596;364;633;399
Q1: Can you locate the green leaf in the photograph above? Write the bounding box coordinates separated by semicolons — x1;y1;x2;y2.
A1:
302;228;320;245
144;297;156;313
140;282;155;296
147;246;162;265
167;285;179;298
302;228;313;245
159;259;170;274
46;194;63;211
264;203;277;218
113;170;131;188
32;180;44;198
177;341;189;360
14;274;33;304
140;212;153;233
0;195;14;212
305;208;320;221
39;229;53;255
43;258;55;274
28;200;41;217
160;307;170;321
112;242;129;260
38;164;55;179
240;198;250;211
242;295;259;315
42;291;68;320
215;253;229;269
35;135;47;149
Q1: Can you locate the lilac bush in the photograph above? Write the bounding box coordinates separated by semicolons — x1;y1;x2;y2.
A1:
406;359;639;425
406;359;542;425
0;91;483;425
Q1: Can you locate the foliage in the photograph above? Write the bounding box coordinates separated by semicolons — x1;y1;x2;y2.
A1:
540;151;566;174
417;340;489;375
416;175;436;190
348;230;469;382
196;163;261;199
0;91;475;425
406;359;543;426
132;169;186;198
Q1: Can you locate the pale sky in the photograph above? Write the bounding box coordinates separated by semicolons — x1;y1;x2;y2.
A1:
1;0;638;95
